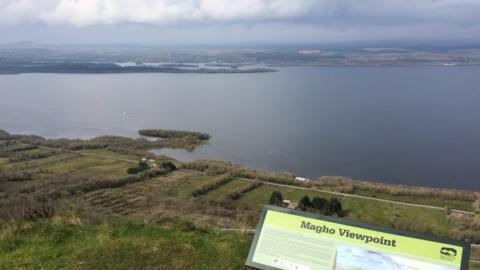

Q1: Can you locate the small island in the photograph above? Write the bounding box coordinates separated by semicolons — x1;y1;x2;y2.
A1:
139;129;211;141
0;61;276;74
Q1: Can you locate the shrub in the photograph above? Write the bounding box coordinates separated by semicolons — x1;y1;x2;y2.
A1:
296;196;343;217
325;197;343;216
126;161;149;174
191;174;233;197
67;143;107;151
79;169;168;193
239;181;262;194
0;200;54;222
298;196;312;211
269;191;283;206
473;199;480;214
315;176;476;202
311;197;327;211
9;150;57;162
185;160;298;187
224;191;243;201
7;144;38;152
0;171;32;182
161;161;177;172
183;160;231;175
223;181;262;201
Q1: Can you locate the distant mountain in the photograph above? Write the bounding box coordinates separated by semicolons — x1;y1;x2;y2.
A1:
0;41;47;49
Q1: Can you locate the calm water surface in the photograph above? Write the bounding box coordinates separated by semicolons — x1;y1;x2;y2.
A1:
1;66;479;190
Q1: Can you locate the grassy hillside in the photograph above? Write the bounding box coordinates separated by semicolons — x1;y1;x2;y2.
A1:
1;134;479;268
1;219;479;270
0;219;251;270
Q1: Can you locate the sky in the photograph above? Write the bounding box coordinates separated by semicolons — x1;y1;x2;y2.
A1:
0;0;480;45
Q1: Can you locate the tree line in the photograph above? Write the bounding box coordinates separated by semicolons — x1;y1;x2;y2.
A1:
269;191;343;217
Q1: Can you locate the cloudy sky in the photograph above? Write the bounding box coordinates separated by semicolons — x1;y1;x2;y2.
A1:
0;0;479;45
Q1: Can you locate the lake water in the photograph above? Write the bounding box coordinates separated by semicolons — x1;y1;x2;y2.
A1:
1;66;479;190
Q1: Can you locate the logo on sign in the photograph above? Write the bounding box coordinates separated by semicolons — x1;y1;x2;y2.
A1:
440;247;457;261
440;247;457;257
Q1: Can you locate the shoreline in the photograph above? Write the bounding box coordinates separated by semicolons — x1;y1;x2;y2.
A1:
0;62;276;75
1;128;479;253
2;63;480;76
1;128;478;195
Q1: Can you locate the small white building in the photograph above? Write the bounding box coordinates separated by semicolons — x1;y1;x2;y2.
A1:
282;199;298;209
295;176;309;182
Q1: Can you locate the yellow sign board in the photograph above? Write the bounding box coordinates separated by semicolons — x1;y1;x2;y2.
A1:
246;206;470;270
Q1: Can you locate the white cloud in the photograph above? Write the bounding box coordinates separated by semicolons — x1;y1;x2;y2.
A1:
0;0;36;25
37;0;314;27
199;0;311;21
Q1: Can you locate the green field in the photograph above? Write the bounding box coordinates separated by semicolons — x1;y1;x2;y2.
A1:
38;156;129;175
77;149;139;161
238;183;455;237
0;152;78;173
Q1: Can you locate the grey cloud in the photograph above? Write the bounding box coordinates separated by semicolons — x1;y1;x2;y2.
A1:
0;0;479;44
0;0;479;27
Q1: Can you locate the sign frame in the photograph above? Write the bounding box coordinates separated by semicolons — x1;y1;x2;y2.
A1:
246;205;471;270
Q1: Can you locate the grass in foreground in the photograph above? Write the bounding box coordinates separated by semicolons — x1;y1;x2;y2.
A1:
0;219;251;270
0;218;478;270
